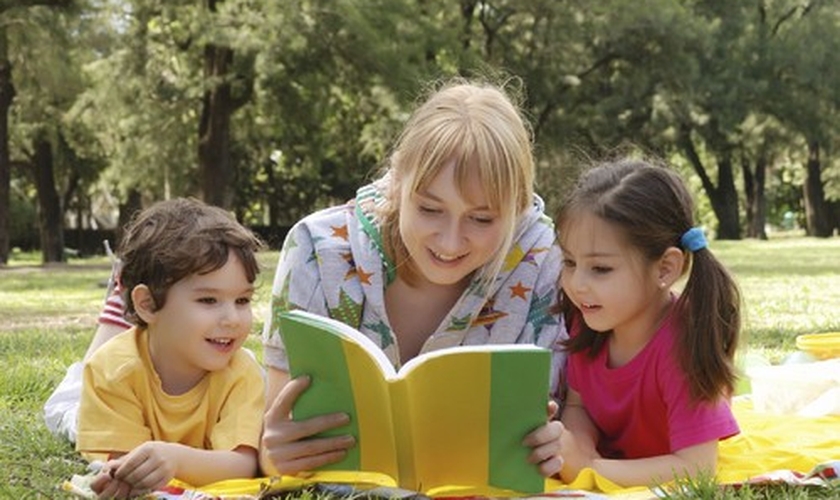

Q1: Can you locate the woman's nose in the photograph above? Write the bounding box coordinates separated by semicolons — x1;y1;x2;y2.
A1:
437;218;464;252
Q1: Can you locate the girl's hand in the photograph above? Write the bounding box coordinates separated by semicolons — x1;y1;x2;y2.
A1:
523;400;564;477
261;375;356;475
556;425;600;483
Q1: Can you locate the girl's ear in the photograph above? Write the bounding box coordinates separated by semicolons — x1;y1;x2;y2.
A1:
657;246;686;288
131;285;158;325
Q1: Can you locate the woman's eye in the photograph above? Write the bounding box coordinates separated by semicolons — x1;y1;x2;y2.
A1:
419;205;441;214
471;215;495;224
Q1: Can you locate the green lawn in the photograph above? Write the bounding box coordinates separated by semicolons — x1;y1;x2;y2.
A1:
1;239;839;499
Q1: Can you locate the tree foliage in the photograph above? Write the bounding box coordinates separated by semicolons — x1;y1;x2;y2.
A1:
2;0;840;263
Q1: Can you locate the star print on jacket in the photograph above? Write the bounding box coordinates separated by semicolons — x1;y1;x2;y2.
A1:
527;290;559;342
329;288;363;329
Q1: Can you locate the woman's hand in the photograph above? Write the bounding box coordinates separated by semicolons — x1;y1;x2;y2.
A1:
522;400;564;477
260;375;356;476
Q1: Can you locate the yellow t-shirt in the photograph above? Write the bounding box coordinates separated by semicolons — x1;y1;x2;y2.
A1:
77;327;265;462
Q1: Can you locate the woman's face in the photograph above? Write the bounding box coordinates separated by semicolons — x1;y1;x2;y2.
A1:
398;159;506;287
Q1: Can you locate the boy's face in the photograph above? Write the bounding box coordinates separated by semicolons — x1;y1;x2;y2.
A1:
144;250;255;393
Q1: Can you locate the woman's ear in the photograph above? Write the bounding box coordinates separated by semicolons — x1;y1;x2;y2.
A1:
131;285;158;325
657;246;686;288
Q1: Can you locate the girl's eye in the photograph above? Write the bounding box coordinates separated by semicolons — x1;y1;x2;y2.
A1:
198;297;217;304
592;266;612;274
562;259;576;268
236;297;252;305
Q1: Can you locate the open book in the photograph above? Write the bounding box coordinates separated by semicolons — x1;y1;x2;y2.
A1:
278;310;552;495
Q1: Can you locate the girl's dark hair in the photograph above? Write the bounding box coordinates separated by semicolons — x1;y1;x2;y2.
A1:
557;159;741;402
118;197;264;327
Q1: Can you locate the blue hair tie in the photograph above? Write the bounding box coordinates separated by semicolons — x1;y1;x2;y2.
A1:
680;227;707;252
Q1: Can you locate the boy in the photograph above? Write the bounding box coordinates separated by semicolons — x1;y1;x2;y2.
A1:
76;198;265;497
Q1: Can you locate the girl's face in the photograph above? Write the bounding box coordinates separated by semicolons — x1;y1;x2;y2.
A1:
399;159;505;287
141;250;254;394
559;213;666;340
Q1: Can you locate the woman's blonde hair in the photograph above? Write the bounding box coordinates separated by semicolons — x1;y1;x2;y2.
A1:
378;79;535;287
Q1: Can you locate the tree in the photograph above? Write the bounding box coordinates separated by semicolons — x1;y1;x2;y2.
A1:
0;27;13;265
4;0;95;263
0;0;73;264
764;1;840;236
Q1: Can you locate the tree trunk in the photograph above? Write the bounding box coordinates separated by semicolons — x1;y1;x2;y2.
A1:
803;141;832;237
678;125;741;240
713;154;741;240
829;200;840;236
0;28;13;265
197;40;234;209
742;149;767;240
33;132;64;263
116;188;142;247
265;155;278;227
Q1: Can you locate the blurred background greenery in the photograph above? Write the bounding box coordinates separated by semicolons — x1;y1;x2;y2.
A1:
1;1;840;267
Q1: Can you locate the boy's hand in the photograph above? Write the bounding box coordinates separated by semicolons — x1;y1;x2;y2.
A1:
90;469;131;499
90;468;148;499
98;442;177;496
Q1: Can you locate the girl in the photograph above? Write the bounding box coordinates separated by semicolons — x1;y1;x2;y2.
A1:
554;159;740;487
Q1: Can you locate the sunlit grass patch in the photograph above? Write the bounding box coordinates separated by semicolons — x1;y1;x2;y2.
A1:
2;242;840;497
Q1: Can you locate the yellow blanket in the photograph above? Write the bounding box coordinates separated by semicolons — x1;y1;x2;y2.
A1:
64;399;840;499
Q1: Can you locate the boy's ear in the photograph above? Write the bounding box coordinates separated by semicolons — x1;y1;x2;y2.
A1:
657;246;686;288
131;285;158;324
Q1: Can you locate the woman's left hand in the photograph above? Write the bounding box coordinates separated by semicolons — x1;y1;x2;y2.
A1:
522;400;564;477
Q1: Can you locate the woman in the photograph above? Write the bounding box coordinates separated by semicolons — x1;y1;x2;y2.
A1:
260;79;568;478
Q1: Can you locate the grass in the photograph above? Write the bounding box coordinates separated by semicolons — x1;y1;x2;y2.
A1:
712;238;840;363
1;238;839;498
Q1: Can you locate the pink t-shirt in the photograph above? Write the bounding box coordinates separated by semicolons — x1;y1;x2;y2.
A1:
567;314;739;459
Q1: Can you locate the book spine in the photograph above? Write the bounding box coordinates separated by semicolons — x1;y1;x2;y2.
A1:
343;340;400;480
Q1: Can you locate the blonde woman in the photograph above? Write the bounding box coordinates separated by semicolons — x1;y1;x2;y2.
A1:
261;80;568;478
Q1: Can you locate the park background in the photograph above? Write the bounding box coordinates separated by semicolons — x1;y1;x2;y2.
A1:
1;0;840;264
2;1;840;498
